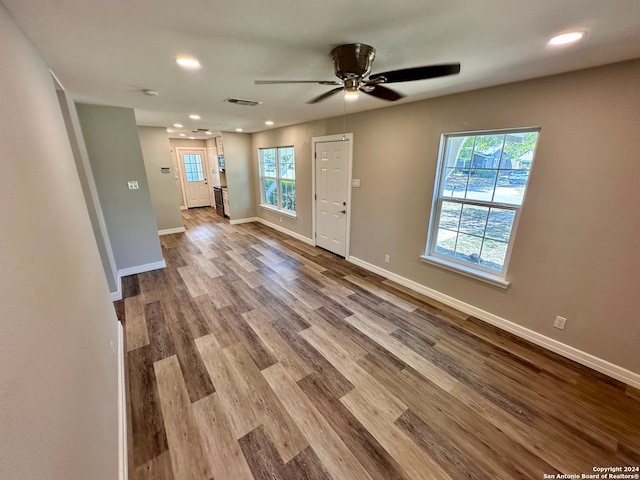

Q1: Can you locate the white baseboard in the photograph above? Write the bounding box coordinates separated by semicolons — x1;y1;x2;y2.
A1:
117;321;128;480
118;260;166;278
158;227;186;236
110;284;123;302
109;260;167;302
230;217;258;225
347;255;640;389
255;218;315;246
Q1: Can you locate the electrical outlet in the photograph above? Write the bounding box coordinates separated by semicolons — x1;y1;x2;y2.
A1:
384;254;390;263
553;316;567;330
279;216;283;223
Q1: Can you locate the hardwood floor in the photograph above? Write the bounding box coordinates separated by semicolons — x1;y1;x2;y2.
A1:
116;207;640;480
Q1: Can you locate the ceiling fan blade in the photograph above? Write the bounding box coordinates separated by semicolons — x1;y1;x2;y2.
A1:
369;63;461;83
362;85;404;101
255;80;341;85
307;87;344;104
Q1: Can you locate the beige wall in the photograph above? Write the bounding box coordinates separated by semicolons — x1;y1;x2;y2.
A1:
251;59;640;374
0;5;119;478
252;118;344;236
138;127;184;231
223;132;256;220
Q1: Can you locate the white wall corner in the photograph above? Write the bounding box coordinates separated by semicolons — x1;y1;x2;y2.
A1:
158;227;186;236
110;283;123;302
256;218;315;246
347;255;640;390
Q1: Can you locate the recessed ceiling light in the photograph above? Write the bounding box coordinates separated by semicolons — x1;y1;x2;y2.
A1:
166;128;174;133
189;136;195;140
176;56;201;69
205;131;213;135
265;120;274;126
549;31;585;46
173;123;183;128
235;128;243;132
189;114;201;120
179;133;186;137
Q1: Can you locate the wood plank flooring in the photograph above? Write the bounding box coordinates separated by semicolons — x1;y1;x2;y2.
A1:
116;207;640;480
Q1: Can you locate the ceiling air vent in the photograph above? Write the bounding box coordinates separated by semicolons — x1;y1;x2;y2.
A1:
192;128;210;133
225;97;262;107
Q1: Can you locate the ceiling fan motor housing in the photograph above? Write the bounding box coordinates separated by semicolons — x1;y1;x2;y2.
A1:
330;43;376;80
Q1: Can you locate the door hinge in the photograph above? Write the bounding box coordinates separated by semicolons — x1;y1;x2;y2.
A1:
314;194;316;200
314;151;316;159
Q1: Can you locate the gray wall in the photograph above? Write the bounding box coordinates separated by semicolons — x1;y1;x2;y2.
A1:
76;103;163;271
138;126;184;231
250;59;640;375
223;132;256;220
0;5;119;478
57;89;119;293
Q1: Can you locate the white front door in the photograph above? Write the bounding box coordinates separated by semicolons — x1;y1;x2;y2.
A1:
315;140;350;256
179;148;211;208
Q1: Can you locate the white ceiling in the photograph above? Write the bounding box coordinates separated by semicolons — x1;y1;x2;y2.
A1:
4;0;640;137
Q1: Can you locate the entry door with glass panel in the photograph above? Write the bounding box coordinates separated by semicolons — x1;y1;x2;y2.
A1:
179;148;210;208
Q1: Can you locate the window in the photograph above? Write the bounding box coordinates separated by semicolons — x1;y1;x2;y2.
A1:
183;153;204;182
423;128;540;287
259;146;296;214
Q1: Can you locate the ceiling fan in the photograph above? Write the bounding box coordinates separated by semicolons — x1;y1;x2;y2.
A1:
255;43;460;104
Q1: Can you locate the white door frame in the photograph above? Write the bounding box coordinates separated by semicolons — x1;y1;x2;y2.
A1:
311;133;354;258
175;147;213;208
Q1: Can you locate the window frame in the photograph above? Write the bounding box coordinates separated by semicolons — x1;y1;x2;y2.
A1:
258;145;296;217
422;127;541;288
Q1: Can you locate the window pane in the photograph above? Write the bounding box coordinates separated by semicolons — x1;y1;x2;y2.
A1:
263;178;277;206
459;205;488;236
279;147;295;180
466;169;497;201
435;229;457;258
439;201;462;230
454;233;482;264
442;168;468;198
280;180;296;211
480;239;508;271
260;149;277;177
473;134;504;169
485;208;515;242
493;171;527;205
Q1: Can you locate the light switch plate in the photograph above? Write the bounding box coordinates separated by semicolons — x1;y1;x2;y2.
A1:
127;180;139;190
351;179;361;188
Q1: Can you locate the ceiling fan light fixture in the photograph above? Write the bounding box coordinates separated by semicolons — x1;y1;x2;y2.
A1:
344;89;359;101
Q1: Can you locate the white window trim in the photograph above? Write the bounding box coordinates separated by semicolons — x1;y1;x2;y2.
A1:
258;146;296;215
424;126;540;288
259;203;297;218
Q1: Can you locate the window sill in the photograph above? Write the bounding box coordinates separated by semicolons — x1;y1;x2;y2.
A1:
259;204;297;218
420;255;510;289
